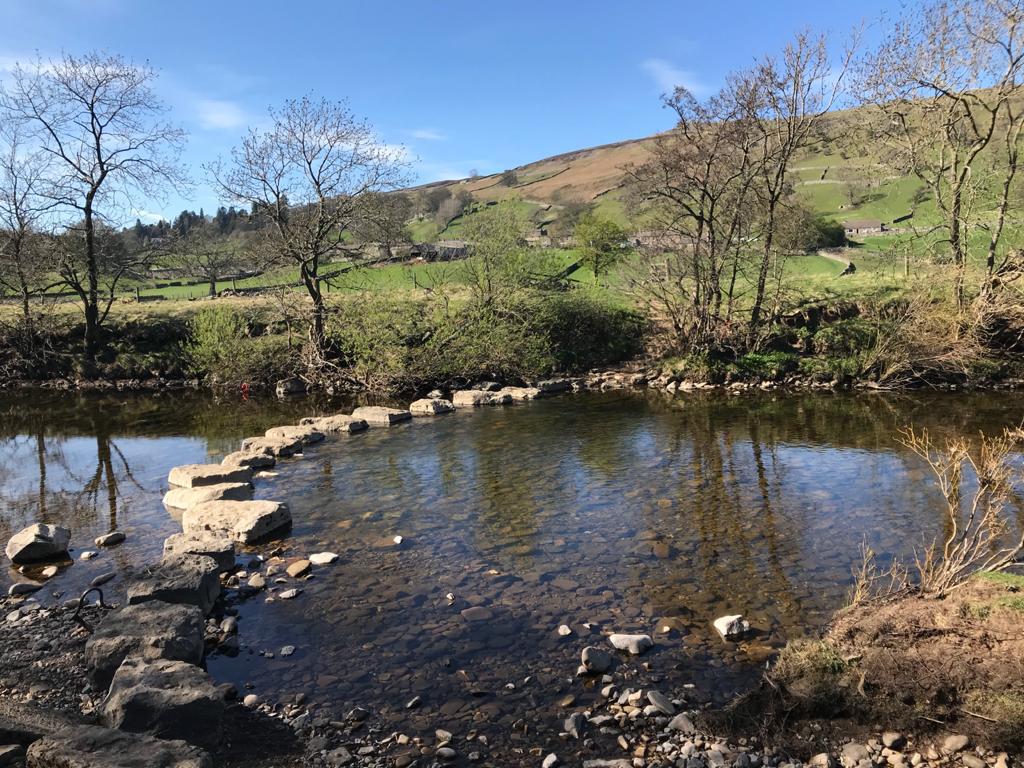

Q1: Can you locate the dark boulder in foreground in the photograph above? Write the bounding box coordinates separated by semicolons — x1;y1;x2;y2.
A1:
26;723;210;767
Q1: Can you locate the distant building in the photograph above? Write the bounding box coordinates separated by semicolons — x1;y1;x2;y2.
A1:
409;240;469;261
842;219;886;236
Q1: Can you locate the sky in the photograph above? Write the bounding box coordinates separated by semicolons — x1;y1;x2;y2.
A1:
0;0;895;224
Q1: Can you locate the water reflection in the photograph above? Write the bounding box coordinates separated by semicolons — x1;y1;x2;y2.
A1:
1;388;1023;759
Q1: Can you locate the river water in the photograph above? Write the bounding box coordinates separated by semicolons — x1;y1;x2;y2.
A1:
2;388;1022;756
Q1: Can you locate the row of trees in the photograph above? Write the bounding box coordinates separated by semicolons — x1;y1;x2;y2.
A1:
0;54;409;371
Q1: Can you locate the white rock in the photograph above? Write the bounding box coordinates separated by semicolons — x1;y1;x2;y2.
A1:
309;552;338;565
5;523;71;563
409;398;456;416
713;614;750;640
608;633;654;655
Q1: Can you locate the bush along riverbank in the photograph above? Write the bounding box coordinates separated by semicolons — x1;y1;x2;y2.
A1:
1;386;1021;767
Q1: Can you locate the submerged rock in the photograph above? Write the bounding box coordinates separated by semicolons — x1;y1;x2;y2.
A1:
6;523;71;564
85;602;205;689
167;464;252;489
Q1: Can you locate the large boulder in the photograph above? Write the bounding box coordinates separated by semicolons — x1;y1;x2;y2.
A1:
167;464;251;489
351;405;412;425
409;398;456;416
101;658;225;749
182;500;291;544
85;602;204;689
452;390;513;407
299;414;369;433
239;435;302;457
162;482;252;511
127;554;220;616
162;532;235;573
264;425;324;445
6;523;71;564
26;724;211;768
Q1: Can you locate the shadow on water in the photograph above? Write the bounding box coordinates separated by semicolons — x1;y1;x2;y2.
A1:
2;387;1024;758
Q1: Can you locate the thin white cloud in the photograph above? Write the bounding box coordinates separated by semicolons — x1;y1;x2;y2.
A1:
642;58;708;96
195;99;249;130
131;208;166;224
410;128;446;141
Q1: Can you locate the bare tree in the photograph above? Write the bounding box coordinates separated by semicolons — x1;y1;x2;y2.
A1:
208;96;408;365
859;0;1024;311
0;125;57;323
0;52;187;367
168;221;250;297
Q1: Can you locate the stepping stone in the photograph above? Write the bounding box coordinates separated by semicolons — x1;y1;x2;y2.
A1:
85;602;205;689
351;406;412;425
452;390;513;407
167;464;251;489
162;532;235;572
299;414;369;433
162;483;252;511
26;724;211;768
264;425;324;445
498;386;541;401
409;398;456;415
238;435;302;457
127;554;220;616
220;450;275;469
101;658;225;749
5;523;70;564
182;500;291;544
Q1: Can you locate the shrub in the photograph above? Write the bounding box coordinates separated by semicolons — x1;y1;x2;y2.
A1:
186;306;292;385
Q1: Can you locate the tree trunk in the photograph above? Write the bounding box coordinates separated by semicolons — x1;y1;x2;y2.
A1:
750;208;776;331
83;198;100;370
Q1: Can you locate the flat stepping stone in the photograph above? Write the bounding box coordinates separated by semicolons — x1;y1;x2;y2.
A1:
26;723;211;768
238;435;302;457
409;398;456;415
182;500;291;544
264;425;324;444
498;386;541;401
220;450;275;469
167;464;251;489
299;414;368;433
162;532;236;572
162;483;252;511
85;602;205;689
127;554;220;616
101;658;225;749
351;405;412;425
453;390;513;407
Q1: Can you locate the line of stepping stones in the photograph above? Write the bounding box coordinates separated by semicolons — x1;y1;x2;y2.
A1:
17;383;578;766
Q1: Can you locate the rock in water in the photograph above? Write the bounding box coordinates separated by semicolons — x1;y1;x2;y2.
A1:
308;552;338;565
350;406;412;425
286;559;311;578
94;531;126;547
563;712;586;739
264;425;325;445
162;533;236;573
581;646;612;673
167;464;252;489
101;657;225;748
298;414;369;434
608;633;653;655
409;398;456;415
6;523;71;564
162;483;253;511
26;724;211;768
181;500;291;544
85;602;205;689
713;614;750;640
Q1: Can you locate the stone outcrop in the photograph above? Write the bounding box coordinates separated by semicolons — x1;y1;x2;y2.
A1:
298;414;369;433
26;724;211;768
452;390;513;407
162;482;252;511
85;602;205;689
166;464;251;489
126;554;220;616
182;499;291;544
101;658;225;748
162;532;236;572
5;523;71;564
409;398;456;415
351;405;412;425
264;425;324;445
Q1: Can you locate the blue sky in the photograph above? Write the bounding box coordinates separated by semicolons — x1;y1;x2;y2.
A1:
0;0;893;223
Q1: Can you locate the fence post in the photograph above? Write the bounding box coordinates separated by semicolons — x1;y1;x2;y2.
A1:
136;287;141;302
